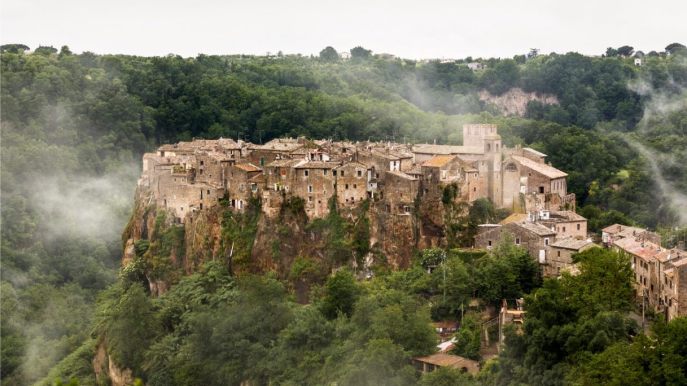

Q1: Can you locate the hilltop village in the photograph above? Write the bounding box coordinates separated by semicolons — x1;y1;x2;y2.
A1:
136;124;687;321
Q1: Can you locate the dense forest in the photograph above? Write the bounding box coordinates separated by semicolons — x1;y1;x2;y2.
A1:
1;43;686;385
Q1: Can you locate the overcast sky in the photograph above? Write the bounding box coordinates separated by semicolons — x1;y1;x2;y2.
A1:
1;0;685;59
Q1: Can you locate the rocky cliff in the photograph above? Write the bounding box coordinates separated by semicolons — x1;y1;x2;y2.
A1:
120;183;464;297
478;88;558;116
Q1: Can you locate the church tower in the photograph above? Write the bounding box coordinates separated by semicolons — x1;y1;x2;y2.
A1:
484;132;502;207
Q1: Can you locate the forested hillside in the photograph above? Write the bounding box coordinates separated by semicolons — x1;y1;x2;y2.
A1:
1;43;686;385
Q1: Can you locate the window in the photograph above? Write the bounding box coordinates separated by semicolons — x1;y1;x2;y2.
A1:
200;161;204;166
308;185;313;193
304;170;309;177
557;251;561;257
260;157;265;166
333;170;337;176
324;169;328;175
515;238;520;245
539;186;544;193
341;171;345;177
357;170;362;177
207;189;210;195
488;240;492;247
544;238;549;246
345;184;349;189
563;226;566;232
308;196;313;202
577;224;580;230
200;203;203;210
353;184;357;189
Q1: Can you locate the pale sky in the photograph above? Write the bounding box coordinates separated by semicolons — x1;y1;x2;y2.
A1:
1;0;686;59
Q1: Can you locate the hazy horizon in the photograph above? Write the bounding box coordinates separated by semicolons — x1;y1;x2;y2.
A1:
2;0;686;59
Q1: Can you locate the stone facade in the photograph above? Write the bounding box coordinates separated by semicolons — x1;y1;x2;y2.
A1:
607;224;687;321
139;124;574;226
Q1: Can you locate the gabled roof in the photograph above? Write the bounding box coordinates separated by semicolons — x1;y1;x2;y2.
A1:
550;211;586;222
266;159;303;168
500;213;528;225
550;238;595;251
509;221;556;236
512;155;567;179
234;163;262;172
386;170;417;180
413;353;479;374
412;144;484;155
613;237;662;262
523;147;547;157
294;161;340;169
423;155;457;168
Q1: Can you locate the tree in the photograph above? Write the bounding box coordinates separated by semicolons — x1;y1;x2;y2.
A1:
34;45;58;55
319;270;360;319
319;46;339;62
420;366;478;386
452;313;482;360
350;46;372;60
617;45;635;57
665;42;686;54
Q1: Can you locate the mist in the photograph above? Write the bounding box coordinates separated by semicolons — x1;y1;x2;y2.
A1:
623;59;687;225
30;162;139;242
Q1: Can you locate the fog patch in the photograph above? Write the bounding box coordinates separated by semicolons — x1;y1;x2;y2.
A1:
623;58;687;225
29;162;139;242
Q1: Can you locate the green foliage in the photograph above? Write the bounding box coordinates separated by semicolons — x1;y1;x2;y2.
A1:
221;197;261;272
496;248;637;385
569;318;687;385
319;270;360;319
419;366;478;386
452;313;482;360
473;233;541;306
319;46;340;62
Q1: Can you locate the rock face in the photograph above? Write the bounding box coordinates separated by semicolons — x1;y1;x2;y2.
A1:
478;88;558;116
120;183;460;292
93;341;134;386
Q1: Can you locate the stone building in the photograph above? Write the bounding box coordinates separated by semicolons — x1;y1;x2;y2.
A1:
606;224;687;321
139;124;575;227
546;238;596;277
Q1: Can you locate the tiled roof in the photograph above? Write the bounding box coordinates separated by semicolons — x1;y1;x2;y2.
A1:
523;147;547;157
613;237;662;262
550;238;595;250
386;170;417;180
423;155;457;168
512;155;567;179
294;161;340;169
266;159;303;168
499;213;528;225
234;163;262;172
511;222;556;236
550;210;586;222
412;144;484;155
413;353;479;374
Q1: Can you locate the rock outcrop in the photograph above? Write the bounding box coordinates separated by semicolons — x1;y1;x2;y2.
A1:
478;88;558;116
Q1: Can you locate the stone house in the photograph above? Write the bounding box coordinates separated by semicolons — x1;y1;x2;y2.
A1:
225;163;262;210
412;353;480;375
382;171;419;215
537;210;588;240
475;221;556;265
293;161;339;218
546;238;596;277
334;161;369;207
